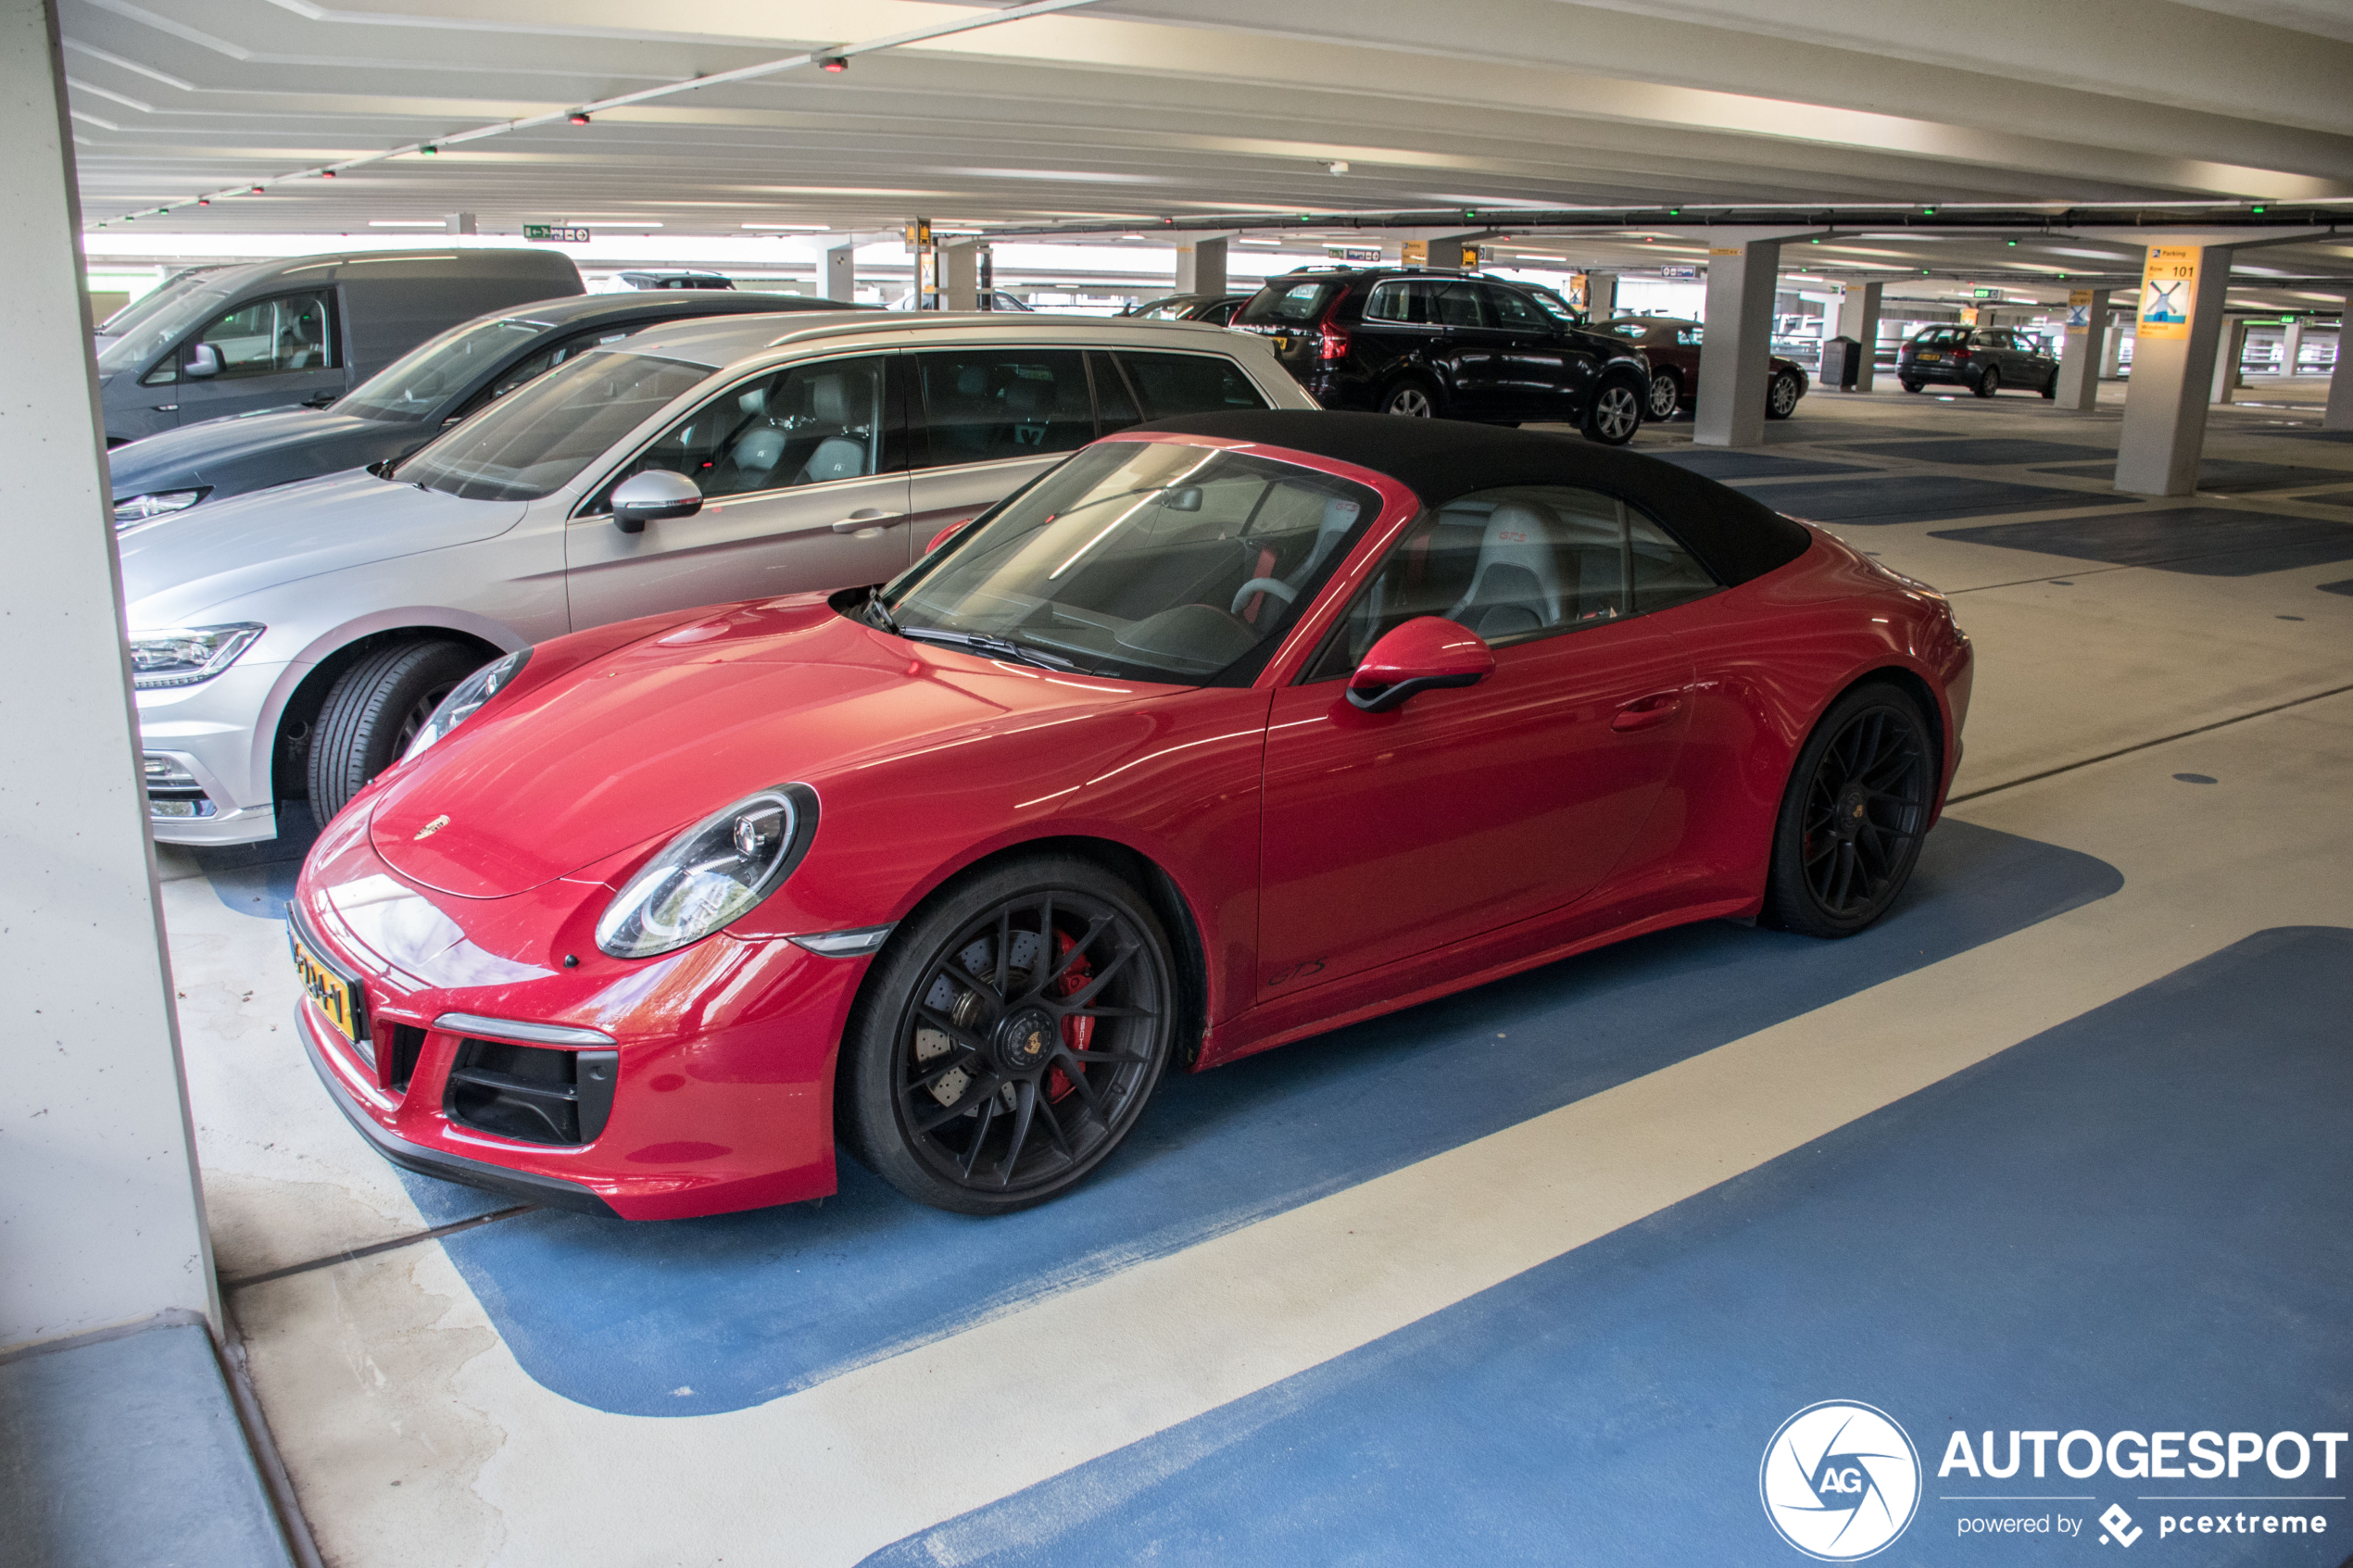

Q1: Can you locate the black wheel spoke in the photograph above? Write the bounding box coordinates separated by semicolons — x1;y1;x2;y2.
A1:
992;906;1013;997
1058;945;1135;1009
959;1095;1000;1180
1058;1006;1150;1022
913;1003;991;1056
1051;1048;1104;1116
1031;1089;1076;1158
1058;1047;1149;1064
996;1079;1038;1185
1032;914;1113;997
914;1073;1001;1135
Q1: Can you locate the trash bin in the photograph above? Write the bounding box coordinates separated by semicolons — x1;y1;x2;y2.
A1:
1820;336;1862;390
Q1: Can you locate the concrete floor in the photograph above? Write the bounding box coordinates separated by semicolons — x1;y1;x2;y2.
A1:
161;379;2353;1566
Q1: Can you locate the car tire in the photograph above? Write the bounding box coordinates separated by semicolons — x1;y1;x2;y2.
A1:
1973;365;2001;398
1766;370;1802;420
1900;378;1923;394
1581;376;1643;445
1645;369;1682;420
306;639;484;825
2040;370;2058;400
1380;378;1441;419
837;855;1179;1215
1759;681;1939;939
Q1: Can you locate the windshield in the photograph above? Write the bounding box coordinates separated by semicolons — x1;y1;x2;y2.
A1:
339;316;548;421
93;279;238;376
883;440;1384;685
394;349;711;502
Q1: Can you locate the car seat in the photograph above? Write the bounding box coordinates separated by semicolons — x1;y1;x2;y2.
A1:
1446;501;1565;639
796;372;870;483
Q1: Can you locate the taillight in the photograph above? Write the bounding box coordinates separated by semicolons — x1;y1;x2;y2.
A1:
1950;347;1973;360
1316;320;1351;361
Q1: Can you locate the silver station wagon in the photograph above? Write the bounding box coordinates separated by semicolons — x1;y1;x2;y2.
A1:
121;312;1312;844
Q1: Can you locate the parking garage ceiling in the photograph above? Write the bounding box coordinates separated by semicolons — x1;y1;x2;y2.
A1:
60;0;2353;307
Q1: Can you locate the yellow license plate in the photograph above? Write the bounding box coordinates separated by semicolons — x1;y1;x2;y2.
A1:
1918;352;1942;362
290;924;362;1045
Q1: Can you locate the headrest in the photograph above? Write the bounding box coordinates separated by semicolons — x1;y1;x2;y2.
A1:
736;384;768;417
808;375;847;423
1001;377;1051;419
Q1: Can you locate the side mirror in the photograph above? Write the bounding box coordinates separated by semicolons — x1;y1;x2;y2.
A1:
1345;616;1494;713
610;470;702;534
183;343;221;380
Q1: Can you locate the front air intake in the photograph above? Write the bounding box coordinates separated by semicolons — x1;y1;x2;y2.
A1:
444;1037;617;1146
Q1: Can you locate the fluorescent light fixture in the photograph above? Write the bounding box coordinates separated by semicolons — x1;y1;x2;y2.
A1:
368;220;447;228
567;220;662;229
742;222;831;231
1235;237;1285;247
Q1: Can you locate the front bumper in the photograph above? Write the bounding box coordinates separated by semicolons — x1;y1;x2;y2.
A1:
291;815;870;1221
136;660;295;845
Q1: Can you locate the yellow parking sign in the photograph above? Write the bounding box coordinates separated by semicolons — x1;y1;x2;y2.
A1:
2137;246;2199;340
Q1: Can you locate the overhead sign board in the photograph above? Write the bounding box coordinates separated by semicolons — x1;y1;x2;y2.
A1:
1324;244;1382;264
2066;288;2095;332
523;224;591;243
2137;245;2199;339
1401;239;1428;267
1971;287;1999;299
1659;265;1698;280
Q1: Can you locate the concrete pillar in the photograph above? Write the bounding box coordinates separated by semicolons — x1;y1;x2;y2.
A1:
445;212;475;236
2211;318;2249;404
942;241;980;311
2054;287;2112;411
2325;301;2353;431
2101;316;2125;378
1;0;218;1349
1832;281;1883;393
2282;318;2305;377
1174;236;1227;297
823;242;856;304
1693;233;1788;448
1583;271;1617;320
2116;241;2233;495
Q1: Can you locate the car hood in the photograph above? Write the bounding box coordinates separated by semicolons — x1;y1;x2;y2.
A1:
109;408;416;495
119;470;526;628
369;599;1154;899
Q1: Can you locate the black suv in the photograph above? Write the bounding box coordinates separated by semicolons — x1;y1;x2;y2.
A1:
1230;268;1651;444
1897;326;2059;398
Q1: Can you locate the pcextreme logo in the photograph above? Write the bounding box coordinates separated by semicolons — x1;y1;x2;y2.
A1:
1761;1400;1923;1561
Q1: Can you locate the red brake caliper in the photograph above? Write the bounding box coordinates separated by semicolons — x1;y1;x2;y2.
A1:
1048;931;1094;1102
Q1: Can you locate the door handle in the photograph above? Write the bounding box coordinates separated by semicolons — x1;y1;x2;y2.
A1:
1612;692;1684;732
832;509;906;533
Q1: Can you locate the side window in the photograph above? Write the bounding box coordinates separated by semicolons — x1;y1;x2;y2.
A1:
912;348;1091;470
1114;351;1270;419
597;354;889;506
1088;351;1140;434
149;290;337;385
1483;285;1554;332
1303;484;1717;680
1364;281;1435;324
1431;282;1488;329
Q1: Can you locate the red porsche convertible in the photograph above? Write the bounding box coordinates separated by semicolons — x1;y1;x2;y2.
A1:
290;411;1971;1220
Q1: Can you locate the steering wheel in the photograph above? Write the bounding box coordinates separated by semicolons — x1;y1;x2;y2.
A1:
1229;577;1297;617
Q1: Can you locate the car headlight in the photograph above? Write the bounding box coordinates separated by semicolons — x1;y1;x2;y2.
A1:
128;623;266;690
113;489;208;527
400;647;530;764
597;784;819;960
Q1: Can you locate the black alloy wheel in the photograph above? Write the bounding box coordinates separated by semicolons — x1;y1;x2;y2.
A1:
840;857;1177;1214
1381;379;1438;418
1645;369;1682;420
306;638;483;824
1582;377;1643;445
1973;364;2002;398
1761;682;1938;938
1766;370;1802;420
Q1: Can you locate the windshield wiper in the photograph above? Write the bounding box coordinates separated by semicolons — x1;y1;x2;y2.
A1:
898;626;1075;671
863;585;900;635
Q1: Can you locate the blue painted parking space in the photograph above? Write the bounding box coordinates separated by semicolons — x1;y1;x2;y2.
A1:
862;925;2353;1567
418;821;2118;1416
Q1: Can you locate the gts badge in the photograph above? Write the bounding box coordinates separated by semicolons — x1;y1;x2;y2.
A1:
1265;958;1327;987
413;814;451;841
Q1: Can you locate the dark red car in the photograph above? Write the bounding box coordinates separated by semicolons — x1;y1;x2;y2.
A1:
1599;315;1808;422
291;412;1970;1221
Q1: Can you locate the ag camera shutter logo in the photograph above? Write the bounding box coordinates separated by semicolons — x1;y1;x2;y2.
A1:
1761;1400;1922;1560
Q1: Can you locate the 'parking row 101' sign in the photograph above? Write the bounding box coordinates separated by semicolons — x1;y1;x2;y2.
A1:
523;224;592;243
2137;245;2199;339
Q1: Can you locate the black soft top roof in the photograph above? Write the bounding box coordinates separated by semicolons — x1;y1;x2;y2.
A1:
1139;410;1814;587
